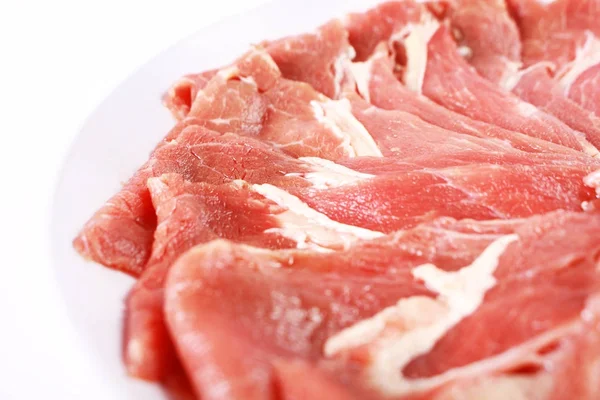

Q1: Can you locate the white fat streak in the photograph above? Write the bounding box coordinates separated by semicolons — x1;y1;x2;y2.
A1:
325;234;519;396
350;60;373;102
558;32;600;94
311;99;383;157
287;157;374;189
403;17;440;93
497;60;534;91
332;46;357;98
584;169;600;196
252;183;383;250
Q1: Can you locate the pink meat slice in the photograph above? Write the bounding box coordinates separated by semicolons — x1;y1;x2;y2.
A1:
163;216;523;400
445;0;521;84
354;45;583;155
163;70;217;120
292;162;597;232
164;211;600;400
264;19;352;99
566;63;600;116
344;0;433;62
442;0;600;152
413;24;589;152
345;92;520;158
324;212;600;399
124;174;300;381
73;124;312;276
187;48;371;160
512;65;600;150
508;0;600;70
164;19;354;119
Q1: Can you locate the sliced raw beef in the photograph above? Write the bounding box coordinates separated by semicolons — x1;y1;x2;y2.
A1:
562;62;600;117
508;0;600;116
73;123;316;276
445;0;522;85
511;65;600;150
163;70;217;120
351;46;586;155
344;92;522;158
508;0;600;71
124;173;381;380
164;19;354;119
344;0;431;62
443;0;600;152
402;20;595;154
162;216;521;400
292;162;596;232
187;48;382;160
164;211;600;400
263;19;354;99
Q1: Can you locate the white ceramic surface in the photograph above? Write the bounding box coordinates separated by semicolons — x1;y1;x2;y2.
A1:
50;0;381;398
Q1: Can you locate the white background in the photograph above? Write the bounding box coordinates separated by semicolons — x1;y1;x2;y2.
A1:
0;1;268;398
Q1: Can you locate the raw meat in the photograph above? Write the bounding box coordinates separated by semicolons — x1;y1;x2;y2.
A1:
187;48;382;160
443;0;600;152
445;0;521;85
165;211;600;400
509;0;600;116
164;19;354;119
163;70;217;120
351;45;588;155
72;2;600;398
73;123;313;276
124;173;382;380
402;20;595;154
508;0;600;71
264;19;354;99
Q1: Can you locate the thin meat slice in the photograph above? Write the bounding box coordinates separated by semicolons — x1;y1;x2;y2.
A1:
344;0;433;62
164;19;355;120
323;212;600;399
291;162;597;232
163;216;524;400
352;45;583;155
511;64;600;150
264;19;354;99
187;48;382;160
344;92;523;158
563;61;600;117
165;211;600;400
508;0;600;71
442;0;600;152
445;0;522;85
124;173;382;381
401;20;593;153
72;123;317;276
163;70;217;120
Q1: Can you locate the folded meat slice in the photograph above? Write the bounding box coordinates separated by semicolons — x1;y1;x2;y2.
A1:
164;211;600;400
124;173;382;381
187;48;382;160
509;0;600;117
344;0;432;62
508;0;600;71
264;19;354;99
72;123;316;276
164;19;355;119
163;70;217;120
443;0;600;152
351;44;585;155
401;20;595;154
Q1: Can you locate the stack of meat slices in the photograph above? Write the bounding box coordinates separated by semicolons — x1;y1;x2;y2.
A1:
74;1;600;399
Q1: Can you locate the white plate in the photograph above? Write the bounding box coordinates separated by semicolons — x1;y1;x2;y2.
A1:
50;0;379;398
